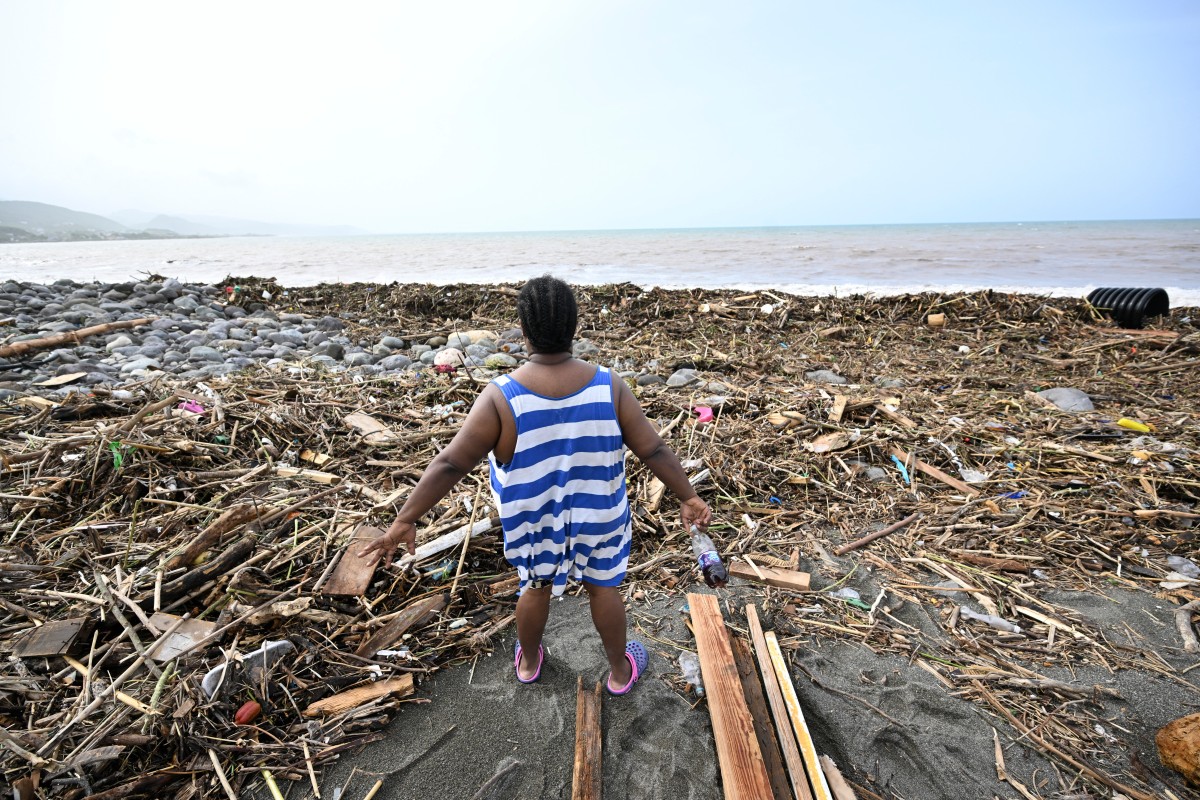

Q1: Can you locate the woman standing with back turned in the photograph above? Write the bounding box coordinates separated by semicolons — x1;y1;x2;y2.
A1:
361;276;710;693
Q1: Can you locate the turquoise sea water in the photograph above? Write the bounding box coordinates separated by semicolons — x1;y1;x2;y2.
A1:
1;219;1198;304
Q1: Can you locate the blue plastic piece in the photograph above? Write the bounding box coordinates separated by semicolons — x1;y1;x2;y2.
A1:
1000;491;1027;500
890;455;911;485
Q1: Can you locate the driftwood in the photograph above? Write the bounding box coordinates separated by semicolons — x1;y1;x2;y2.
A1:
746;605;813;800
730;634;793;800
0;317;154;359
832;512;921;556
571;677;603;800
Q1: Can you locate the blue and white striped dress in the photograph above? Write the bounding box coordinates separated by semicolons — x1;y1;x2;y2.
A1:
488;366;632;596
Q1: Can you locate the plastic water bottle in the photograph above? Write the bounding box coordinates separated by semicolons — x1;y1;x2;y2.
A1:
690;525;728;588
678;651;704;696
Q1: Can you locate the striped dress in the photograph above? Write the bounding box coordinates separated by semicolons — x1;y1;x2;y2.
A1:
488;365;632;596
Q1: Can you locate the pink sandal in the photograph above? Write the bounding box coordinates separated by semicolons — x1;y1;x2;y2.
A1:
606;641;648;696
513;642;544;684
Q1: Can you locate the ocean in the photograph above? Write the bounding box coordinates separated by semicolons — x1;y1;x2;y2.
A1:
2;219;1198;305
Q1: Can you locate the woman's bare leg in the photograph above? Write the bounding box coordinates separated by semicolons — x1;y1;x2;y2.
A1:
516;584;551;679
584;582;631;687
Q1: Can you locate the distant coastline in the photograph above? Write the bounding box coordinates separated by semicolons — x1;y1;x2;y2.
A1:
0;226;251;244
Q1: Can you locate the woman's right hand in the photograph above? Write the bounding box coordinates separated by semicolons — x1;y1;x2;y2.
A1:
681;496;711;531
358;518;417;564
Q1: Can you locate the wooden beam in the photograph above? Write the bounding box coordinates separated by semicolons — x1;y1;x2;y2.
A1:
730;634;793;800
766;632;833;800
572;676;602;800
746;605;812;800
687;593;775;800
322;525;383;596
11;617;91;658
355;593;445;658
728;562;811;592
888;445;978;496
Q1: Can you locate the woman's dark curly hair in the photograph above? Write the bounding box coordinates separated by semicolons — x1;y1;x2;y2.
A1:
517;275;577;354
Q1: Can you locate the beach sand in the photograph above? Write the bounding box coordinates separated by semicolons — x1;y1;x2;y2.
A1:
318;579;1198;800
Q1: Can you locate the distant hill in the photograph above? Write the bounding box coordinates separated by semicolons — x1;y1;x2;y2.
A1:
112;208;366;237
0;201;129;238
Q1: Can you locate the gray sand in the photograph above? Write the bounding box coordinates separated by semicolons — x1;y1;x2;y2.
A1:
309;574;1200;800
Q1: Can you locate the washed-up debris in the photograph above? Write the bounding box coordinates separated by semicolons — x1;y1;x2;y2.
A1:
1;280;1198;799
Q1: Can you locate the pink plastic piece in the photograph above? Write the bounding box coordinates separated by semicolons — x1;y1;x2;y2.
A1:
178;400;206;414
693;406;714;424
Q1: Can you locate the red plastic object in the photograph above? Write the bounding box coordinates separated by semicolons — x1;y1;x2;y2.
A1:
693;406;714;424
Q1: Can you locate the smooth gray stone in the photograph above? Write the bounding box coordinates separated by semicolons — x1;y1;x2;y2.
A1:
227;327;251;341
176;333;210;349
354;364;384;376
344;351;375;367
1037;387;1094;412
150;319;177;332
637;373;665;386
41;302;64;316
572;340;600;358
42;321;77;333
465;344;492;359
215;339;251;353
272;346;299;361
666;368;702;388
99;302;133;314
313;341;345;360
379;354;413;370
106;335;134;351
280;313;305;324
121;357;161;373
49;349;79;364
173;296;200;312
873;376;906;389
499;327;522;341
175;320;204;333
427;336;447;347
410;344;432;357
192;307;220;322
111;345;144;358
161;350;186;365
308;355;338;368
317;315;345;331
250;347;276;359
83;372;114;385
806;369;848;385
446;333;473;350
419;350;438;365
188;346;225;363
307;331;330;347
380;336;405;350
224;305;247;319
268;330;306;347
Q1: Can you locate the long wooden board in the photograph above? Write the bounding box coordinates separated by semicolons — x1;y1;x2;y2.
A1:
730;634;793;800
687;593;774;800
746;605;812;800
322;525;383;596
572;676;602;800
728;562;811;592
766;632;832;800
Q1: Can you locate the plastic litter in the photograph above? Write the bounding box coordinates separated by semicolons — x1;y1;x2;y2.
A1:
692;406;714;425
959;607;1022;634
201;639;296;699
890;455;911;484
1117;418;1153;433
1167;556;1200;579
678;651;704;696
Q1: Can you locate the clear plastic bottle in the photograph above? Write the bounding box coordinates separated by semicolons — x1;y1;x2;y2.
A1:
690;525;728;588
678;651;704;696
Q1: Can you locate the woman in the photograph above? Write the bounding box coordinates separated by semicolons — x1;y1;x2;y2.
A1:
361;276;710;694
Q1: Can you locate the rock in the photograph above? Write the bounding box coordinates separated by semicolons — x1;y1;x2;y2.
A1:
313;341;345;360
637;374;666;387
380;336;405;350
573;340;600;358
666;368;703;388
172;296;200;313
378;354;412;371
806;369;848;385
224;305;247;319
465;329;496;344
864;466;889;482
1037;387;1094;412
1158;712;1200;785
316;315;345;332
419;350;438;366
268;330;306;348
485;353;518;369
427;336;447;347
188;346;225;363
120;357;161;373
434;348;465;367
873;376;906;389
410;344;433;357
465;344;493;360
345;352;375;368
446;333;473;350
106;335;133;352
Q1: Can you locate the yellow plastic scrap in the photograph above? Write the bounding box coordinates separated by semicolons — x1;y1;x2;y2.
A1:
1117;418;1154;433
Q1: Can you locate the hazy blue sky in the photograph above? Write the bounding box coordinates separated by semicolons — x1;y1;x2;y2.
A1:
1;1;1197;233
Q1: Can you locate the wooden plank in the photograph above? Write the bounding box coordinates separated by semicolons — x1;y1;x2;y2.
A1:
145;612;218;662
766;632;833;800
302;675;414;717
873;403;918;429
572;676;602;800
11;617;91;658
728;562;811;592
687;593;774;800
355;593;446;658
746;605;812;800
888;445;979;496
344;412;399;444
730;634;793;800
828;395;847;424
322;525;384;597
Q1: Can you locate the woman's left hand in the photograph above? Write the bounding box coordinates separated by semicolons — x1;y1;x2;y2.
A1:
358;519;417;564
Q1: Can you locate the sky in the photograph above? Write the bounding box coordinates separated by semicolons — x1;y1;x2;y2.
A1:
1;1;1198;233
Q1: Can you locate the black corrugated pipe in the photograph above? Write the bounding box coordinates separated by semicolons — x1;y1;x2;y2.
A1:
1085;287;1170;329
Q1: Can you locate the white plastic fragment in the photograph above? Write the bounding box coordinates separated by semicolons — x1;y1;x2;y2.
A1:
959;606;1022;634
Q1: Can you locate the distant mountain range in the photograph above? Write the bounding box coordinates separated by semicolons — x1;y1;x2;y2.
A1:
0;200;366;243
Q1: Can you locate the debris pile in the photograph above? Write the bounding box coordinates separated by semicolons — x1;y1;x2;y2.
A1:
2;281;1198;798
